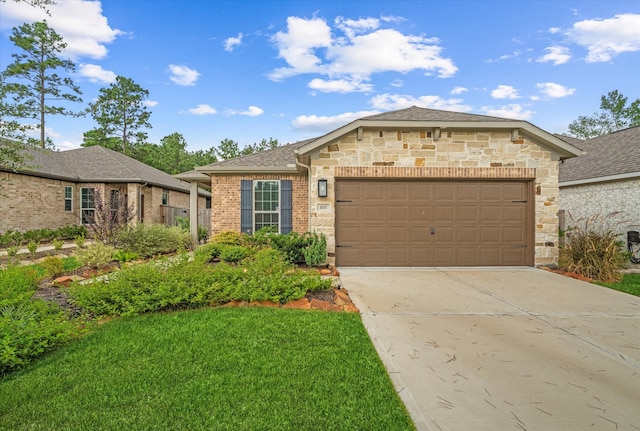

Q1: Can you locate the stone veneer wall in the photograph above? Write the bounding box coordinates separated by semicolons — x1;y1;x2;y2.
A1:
308;129;560;267
209;173;308;234
559;178;640;233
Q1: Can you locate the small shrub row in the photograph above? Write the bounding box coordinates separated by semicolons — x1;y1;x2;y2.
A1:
0;225;87;248
0;266;85;376
116;224;191;258
69;248;331;317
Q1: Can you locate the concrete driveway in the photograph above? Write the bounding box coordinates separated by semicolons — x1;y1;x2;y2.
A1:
339;268;640;431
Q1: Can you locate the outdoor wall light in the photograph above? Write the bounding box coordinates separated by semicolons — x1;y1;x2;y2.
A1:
318;179;328;198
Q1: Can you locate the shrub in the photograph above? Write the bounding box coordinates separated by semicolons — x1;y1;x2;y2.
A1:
52;239;64;250
74;235;86;248
6;246;19;261
219;245;250;263
27;241;38;257
198;226;209;242
56;225;87;240
0;266;42;306
303;232;327;267
559;212;628;282
74;242;116;268
89;188;136;244
174;216;190;232
193;243;223;263
113;250;139;263
269;231;311;264
40;256;65;278
211;230;246;246
117;223;190;258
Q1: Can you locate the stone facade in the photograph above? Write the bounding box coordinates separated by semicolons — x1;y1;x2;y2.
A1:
0;171;201;233
209;173;308;234
559;178;640;233
308;129;560;267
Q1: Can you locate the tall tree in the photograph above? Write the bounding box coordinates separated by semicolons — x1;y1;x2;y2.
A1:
567;90;640;139
214;137;280;160
0;20;83;148
85;76;151;155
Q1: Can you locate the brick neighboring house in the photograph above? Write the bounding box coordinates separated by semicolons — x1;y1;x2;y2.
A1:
559;126;640;234
0;145;210;233
178;106;582;267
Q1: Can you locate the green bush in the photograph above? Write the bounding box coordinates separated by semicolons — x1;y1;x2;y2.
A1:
219;245;250;263
74;235;86;248
113;250;139;263
52;239;64;250
40;256;65;278
74;242;116;268
559;212;628;282
193;243;223;263
27;241;38;256
56;225;87;240
269;231;311;264
0;265;83;375
116;223;190;258
303;232;327;267
69;249;331;317
211;230;246;246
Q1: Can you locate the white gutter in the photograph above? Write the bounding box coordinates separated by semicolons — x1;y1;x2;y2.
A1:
559;171;640;187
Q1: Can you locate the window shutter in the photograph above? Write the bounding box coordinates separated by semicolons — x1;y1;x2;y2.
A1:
240;180;253;234
280;180;292;234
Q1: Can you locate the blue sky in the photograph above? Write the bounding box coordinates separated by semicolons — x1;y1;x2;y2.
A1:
1;0;639;152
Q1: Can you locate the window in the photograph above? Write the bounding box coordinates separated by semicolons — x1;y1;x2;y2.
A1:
64;186;73;211
162;190;169;206
205;197;211;209
81;187;95;224
254;180;280;232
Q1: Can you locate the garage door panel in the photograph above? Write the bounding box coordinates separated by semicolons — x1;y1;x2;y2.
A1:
335;180;532;266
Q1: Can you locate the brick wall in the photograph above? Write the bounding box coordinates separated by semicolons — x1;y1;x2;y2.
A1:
209;174;308;234
559;179;640;233
309;129;560;267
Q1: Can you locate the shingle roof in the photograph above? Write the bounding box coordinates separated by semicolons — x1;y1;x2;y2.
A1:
197;139;312;171
360;105;510;122
5;145;210;195
554;134;585;148
559;126;640;184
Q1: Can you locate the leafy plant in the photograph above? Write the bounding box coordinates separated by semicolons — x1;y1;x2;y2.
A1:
116;223;190;258
303;232;327;267
27;241;38;257
193;243;223;263
211;230;246;246
198;226;209;242
113;250;139;263
74;235;86;248
174;216;190;232
219;245;250;263
559;212;628;282
40;256;65;278
6;246;20;261
52;239;64;250
74;242;115;269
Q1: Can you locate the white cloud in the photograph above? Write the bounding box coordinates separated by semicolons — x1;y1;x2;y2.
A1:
188;104;217;115
481;104;534;120
486;50;521;63
0;0;123;60
370;93;472;112
390;79;404;88
269;15;457;87
308;78;373;93
292;110;379;133
536;82;575;98
224;33;243;52
451;86;468;95
491;85;520;99
566;13;640;62
168;64;201;86
536;46;571;65
144;100;158;107
78;64;116;83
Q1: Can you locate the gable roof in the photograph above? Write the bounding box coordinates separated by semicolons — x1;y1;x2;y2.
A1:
194;106;583;174
3;145;210;196
559;126;640;186
196;139;313;173
297;106;582;160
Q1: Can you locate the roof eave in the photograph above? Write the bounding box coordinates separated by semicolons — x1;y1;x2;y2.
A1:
196;166;301;174
559;171;640;187
295;119;584;160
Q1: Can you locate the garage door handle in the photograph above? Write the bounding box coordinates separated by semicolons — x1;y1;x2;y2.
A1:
336;200;352;203
430;227;435;235
512;200;527;203
336;245;352;248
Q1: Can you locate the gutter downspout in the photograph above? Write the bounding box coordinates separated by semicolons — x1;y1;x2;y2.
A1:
294;154;312;231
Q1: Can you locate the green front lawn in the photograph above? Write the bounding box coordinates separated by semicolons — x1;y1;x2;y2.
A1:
595;273;640;297
0;307;415;430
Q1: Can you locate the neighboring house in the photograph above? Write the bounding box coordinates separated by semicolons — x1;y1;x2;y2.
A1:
178;106;582;267
559;126;640;234
0;145;211;233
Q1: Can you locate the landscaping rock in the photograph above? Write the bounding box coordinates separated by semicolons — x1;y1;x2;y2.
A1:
310;298;332;311
282;298;310;310
248;300;279;308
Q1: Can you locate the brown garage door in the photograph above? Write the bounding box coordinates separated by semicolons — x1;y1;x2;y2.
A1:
335;180;533;267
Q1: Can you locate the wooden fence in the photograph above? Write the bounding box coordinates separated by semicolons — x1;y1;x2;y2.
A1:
160;206;211;236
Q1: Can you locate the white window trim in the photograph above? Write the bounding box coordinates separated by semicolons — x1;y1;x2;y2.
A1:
253;180;281;233
80;187;95;224
64;186;73;212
